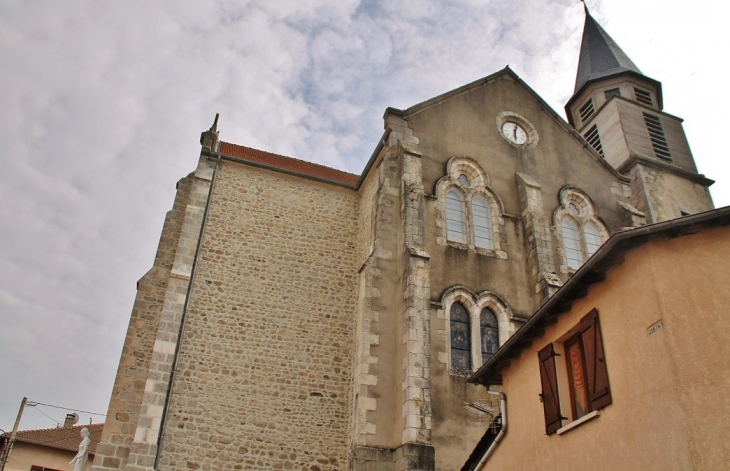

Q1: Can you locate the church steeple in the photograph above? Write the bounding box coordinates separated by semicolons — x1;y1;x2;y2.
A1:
574;6;642;93
564;6;714;224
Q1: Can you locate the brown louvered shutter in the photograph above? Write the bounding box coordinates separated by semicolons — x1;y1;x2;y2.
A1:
538;343;563;434
579;308;612;411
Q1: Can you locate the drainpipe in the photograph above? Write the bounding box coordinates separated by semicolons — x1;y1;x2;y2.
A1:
153;151;222;469
475;390;507;470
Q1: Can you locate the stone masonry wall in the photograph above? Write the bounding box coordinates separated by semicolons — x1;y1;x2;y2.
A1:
91;173;195;471
156;161;360;471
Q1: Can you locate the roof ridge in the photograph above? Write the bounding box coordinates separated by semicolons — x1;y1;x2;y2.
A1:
219;142;359;178
15;423;104;434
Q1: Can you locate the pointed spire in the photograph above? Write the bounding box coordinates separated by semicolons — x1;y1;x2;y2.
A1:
200;113;220;150
574;8;642;93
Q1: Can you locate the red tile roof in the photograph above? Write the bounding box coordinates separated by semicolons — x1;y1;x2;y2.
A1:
11;423;103;454
219;142;360;186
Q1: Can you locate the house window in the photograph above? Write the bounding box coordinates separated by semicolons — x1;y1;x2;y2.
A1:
538;309;612;435
445;189;467;244
31;467;64;471
480;308;499;363
450;302;471;369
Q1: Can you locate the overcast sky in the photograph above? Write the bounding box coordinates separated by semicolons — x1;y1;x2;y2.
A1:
1;0;728;432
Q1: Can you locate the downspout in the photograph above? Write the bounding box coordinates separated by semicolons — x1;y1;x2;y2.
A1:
153;151;222;469
475;391;507;470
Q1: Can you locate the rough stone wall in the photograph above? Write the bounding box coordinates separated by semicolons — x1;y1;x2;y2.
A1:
91;172;195;470
156;161;359;471
628;163;714;224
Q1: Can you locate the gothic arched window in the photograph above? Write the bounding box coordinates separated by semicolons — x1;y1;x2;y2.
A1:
584;223;601;257
445;189;467;244
472;195;494;249
480;308;499;363
555;188;609;271
450;302;471;369
561;218;583;270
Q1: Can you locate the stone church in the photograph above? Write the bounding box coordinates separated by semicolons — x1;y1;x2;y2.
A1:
90;8;713;471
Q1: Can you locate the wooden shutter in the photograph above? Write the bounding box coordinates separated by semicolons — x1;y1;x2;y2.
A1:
579;308;612;410
538;343;563;434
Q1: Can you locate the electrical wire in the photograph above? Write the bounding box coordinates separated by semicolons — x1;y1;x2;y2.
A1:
26;401;106;417
27;406;60;426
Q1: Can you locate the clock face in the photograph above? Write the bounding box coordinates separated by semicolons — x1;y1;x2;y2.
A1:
501;121;527;145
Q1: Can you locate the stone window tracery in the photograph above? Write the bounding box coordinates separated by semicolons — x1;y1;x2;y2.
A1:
554;187;609;272
440;288;519;375
436;157;506;258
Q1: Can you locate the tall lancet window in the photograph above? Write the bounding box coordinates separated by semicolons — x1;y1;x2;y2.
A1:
562;219;583;270
445;189;467;243
555;188;609;271
480;308;499;363
472;196;494;249
450;302;471;369
584;223;601;257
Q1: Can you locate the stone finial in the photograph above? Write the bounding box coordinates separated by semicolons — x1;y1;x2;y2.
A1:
200;113;220;151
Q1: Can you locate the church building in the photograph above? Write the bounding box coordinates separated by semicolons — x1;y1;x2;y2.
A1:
90;7;714;471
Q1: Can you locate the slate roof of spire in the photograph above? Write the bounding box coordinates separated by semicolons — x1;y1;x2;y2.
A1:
574;7;642;93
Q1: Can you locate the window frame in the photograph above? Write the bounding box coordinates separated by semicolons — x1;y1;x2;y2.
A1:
554;188;609;273
436;157;506;258
538;308;612;435
442;289;517;375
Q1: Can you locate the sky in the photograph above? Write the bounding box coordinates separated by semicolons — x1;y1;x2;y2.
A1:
1;0;728;433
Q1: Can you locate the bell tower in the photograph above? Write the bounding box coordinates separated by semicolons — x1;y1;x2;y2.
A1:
565;6;714;222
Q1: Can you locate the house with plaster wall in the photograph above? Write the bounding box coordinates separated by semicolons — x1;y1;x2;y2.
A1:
465;207;730;471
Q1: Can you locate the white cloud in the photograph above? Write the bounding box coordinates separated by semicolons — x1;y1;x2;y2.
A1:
0;0;727;431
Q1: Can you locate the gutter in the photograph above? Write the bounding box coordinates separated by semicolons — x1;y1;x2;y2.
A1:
154;151;222;469
475;391;507;470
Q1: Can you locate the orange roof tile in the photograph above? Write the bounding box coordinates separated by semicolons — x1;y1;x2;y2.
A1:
11;423;103;454
219;142;360;186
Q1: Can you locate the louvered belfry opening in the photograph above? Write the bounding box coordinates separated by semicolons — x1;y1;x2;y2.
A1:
583;124;604;156
579;99;595;124
643;113;671;160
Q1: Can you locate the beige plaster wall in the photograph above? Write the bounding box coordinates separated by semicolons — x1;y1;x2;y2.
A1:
484;225;730;470
156;161;360;471
6;442;93;471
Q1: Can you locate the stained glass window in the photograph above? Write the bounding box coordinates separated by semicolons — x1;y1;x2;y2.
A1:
450;302;471;369
480;308;499;364
445;189;467;243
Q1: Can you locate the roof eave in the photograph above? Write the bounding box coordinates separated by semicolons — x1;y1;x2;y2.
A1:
565;71;664;126
468;206;730;387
